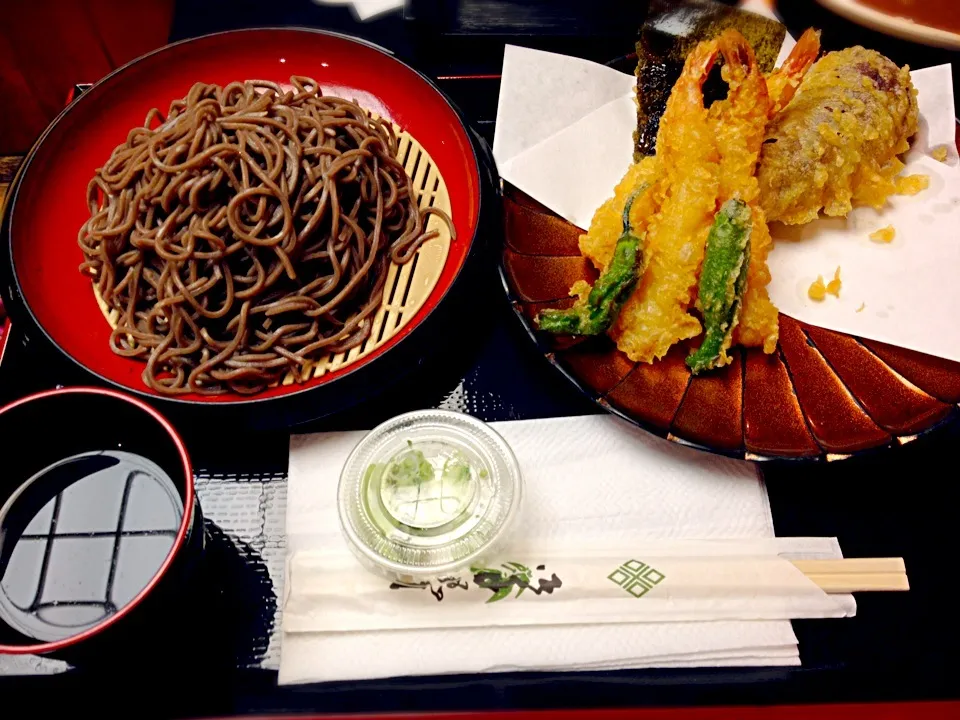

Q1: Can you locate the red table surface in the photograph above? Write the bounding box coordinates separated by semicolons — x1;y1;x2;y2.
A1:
218;702;960;720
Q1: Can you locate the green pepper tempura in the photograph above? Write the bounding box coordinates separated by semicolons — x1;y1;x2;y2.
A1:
536;189;646;336
686;199;752;374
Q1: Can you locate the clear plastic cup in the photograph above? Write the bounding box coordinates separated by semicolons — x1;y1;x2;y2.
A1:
337;409;523;581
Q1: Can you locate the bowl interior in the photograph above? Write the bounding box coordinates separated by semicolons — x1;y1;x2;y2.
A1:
0;389;192;652
7;29;481;404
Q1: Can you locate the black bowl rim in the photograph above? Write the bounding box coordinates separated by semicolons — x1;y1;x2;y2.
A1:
0;386;194;655
0;27;490;416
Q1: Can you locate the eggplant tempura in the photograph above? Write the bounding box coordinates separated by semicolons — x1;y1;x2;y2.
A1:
758;46;920;225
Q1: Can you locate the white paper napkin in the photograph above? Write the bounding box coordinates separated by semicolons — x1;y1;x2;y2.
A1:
311;0;404;21
279;415;850;684
766;65;960;362
493;41;960;362
493;45;637;232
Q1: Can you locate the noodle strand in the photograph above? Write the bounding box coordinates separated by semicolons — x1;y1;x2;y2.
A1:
79;77;453;396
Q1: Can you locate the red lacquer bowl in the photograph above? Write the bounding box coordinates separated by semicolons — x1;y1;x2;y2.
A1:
501;127;960;461
0;29;494;428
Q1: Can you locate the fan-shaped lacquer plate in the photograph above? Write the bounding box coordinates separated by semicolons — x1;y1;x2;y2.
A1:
501;127;960;461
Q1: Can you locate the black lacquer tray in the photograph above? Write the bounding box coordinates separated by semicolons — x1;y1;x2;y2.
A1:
2;1;960;716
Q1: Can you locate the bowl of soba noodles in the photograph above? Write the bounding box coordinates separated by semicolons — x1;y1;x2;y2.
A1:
0;28;494;428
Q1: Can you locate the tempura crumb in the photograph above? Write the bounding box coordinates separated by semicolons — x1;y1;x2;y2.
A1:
826;267;842;297
808;276;827;301
896;174;930;196
569;280;591;302
932;145;949;163
856;302;866;313
869;225;896;243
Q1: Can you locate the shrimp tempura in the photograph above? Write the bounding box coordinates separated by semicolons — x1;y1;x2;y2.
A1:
766;28;821;114
610;40;721;363
707;30;778;353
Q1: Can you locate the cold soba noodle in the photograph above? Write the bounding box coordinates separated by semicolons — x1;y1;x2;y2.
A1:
79;76;452;396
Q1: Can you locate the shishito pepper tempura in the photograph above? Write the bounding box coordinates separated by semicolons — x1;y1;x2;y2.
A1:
537;190;647;336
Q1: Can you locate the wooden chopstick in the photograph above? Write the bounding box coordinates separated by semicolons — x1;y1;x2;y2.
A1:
789;558;909;593
791;558;905;574
804;573;910;593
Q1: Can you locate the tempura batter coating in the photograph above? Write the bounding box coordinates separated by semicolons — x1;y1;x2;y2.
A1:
611;40;721;363
766;28;820;115
579;156;661;271
708;30;778;354
758;47;919;225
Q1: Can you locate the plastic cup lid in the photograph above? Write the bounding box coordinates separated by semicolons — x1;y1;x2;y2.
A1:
337;409;523;579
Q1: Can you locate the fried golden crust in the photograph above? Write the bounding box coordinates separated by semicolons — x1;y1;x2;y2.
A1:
758;47;919;225
611;40;721;363
766;28;820;115
709;30;778;353
579;156;661;272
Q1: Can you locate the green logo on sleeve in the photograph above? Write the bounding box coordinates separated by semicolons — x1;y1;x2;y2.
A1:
471;562;563;603
608;559;665;598
388;563;563;604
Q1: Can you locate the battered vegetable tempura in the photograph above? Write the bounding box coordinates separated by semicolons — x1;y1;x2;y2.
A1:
758;46;919;224
687;198;752;373
538;191;646;336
